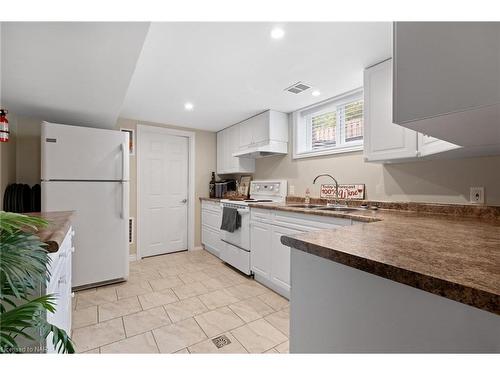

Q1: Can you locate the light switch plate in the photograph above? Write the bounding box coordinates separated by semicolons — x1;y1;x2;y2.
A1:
289;185;295;196
470;187;484;204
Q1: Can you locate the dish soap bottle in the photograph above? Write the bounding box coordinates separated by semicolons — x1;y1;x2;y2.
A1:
305;187;311;205
209;172;216;198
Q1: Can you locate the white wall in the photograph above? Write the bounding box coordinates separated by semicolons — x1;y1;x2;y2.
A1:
254;127;500;206
10;115;217;253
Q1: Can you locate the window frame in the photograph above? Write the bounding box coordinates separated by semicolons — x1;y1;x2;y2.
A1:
292;88;364;159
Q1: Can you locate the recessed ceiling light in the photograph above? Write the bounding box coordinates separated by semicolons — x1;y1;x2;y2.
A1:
184;102;194;111
312;90;321;97
270;27;285;40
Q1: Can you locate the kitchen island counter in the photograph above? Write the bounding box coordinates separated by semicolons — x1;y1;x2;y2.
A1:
248;202;500;315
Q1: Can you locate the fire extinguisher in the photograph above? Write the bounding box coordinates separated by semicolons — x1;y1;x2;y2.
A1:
0;109;9;143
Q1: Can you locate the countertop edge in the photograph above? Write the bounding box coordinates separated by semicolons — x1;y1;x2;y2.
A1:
281;235;500;316
27;211;75;253
199;197;221;202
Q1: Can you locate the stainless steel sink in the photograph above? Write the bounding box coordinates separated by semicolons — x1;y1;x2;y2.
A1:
287;204;324;209
313;206;361;212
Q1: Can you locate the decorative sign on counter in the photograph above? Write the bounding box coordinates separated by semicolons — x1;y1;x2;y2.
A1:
320;184;365;200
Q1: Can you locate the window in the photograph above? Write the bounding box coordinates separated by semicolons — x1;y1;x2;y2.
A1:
293;89;364;159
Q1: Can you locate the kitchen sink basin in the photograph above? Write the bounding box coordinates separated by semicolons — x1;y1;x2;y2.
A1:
287;204;324;209
313;206;361;212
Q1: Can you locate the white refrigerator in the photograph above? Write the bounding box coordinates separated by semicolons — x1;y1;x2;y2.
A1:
41;121;130;289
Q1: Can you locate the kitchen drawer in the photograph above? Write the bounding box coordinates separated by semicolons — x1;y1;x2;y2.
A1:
201;225;223;257
202;200;221;213
220;242;250;275
250;208;274;223
202;209;221;230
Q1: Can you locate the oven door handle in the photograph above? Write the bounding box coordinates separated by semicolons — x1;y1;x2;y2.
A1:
220;238;250;252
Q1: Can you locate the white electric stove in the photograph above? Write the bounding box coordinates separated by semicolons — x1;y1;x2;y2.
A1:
219;180;287;275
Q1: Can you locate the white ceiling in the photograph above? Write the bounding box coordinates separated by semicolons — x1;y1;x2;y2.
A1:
1;22;391;131
1;22;150;128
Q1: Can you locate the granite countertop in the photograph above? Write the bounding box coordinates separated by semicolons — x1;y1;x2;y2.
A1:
26;211;74;253
199;197;221;202
250;202;500;315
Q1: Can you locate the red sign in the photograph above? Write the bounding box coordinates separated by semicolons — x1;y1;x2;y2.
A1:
320;184;365;200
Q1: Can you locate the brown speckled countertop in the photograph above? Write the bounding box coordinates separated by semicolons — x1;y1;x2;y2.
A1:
27;211;74;253
250;202;500;315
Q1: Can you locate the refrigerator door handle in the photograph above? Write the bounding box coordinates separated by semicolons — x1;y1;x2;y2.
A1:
121;143;127;181
120;181;126;219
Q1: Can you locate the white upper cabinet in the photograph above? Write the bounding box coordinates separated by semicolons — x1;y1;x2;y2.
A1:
364;59;460;162
216;124;255;175
364;59;418;161
393;22;500;149
234;110;289;157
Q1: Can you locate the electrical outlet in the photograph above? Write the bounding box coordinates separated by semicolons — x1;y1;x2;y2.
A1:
289;185;295;196
470;187;484;204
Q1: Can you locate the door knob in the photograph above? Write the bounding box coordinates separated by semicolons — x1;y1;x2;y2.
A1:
181;199;188;204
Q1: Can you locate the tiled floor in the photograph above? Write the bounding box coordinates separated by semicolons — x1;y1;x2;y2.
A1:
71;249;290;354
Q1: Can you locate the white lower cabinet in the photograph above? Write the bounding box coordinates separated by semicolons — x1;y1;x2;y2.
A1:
269;226;300;295
46;226;74;353
201;200;223;257
250;221;272;279
250;208;352;298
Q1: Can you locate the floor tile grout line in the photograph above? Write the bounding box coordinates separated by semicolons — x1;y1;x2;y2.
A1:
149;329;161;354
75;250;289;353
223;330;250;353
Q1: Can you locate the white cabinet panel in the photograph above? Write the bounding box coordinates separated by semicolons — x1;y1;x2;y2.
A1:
46;227;73;353
201;209;221;229
251;112;270;145
393;22;500;149
250;221;272;279
201;226;222;257
216;131;225;174
364;59;418;161
239;116;255;149
270;226;300;296
201;201;223;257
237;110;288;150
364;59;461;162
216;126;255;174
394;22;500;125
250;208;352;298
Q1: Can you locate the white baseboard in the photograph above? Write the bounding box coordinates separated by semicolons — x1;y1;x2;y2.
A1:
129;254;137;262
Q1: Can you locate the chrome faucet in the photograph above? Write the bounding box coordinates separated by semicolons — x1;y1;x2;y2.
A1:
313;174;340;207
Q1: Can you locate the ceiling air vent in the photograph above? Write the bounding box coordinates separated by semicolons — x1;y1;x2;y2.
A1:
285;82;311;94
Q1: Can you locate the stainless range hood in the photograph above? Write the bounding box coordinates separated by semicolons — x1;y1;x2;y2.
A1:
232;140;288;158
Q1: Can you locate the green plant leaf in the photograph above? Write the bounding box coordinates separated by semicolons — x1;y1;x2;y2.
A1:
0;211;74;354
0;211;48;234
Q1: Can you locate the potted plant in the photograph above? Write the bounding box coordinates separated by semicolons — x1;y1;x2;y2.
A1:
0;211;74;353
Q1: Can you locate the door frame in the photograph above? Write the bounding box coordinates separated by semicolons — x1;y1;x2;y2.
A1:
136;124;196;259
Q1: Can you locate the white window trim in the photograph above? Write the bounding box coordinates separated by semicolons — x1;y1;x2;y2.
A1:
292;88;364;159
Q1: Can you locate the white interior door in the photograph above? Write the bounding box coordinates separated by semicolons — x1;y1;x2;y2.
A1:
139;129;189;257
